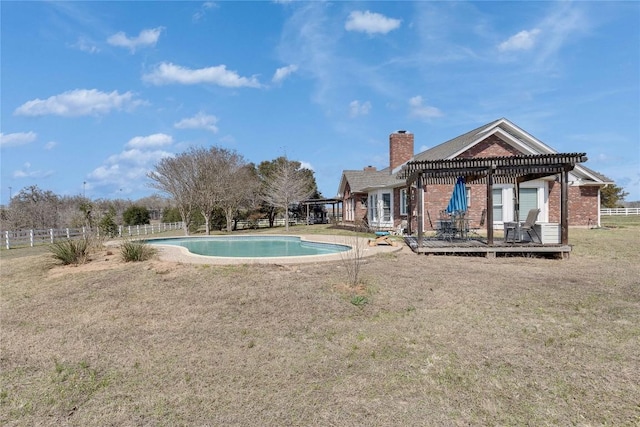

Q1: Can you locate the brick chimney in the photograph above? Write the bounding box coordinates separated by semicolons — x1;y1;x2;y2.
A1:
363;165;377;172
389;130;414;171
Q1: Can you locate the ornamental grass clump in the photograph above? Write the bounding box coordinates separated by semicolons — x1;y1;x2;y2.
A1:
120;240;156;262
49;237;91;265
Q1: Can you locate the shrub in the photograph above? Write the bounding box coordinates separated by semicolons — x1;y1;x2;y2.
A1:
123;206;150;226
120;240;156;262
49;238;90;265
339;234;366;286
99;208;118;238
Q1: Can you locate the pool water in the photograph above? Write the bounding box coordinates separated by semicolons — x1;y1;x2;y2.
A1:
147;236;350;258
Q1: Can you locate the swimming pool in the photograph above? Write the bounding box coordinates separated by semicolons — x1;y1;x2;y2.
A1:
146;236;351;258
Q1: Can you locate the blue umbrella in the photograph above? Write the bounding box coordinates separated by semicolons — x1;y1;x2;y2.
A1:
446;176;468;214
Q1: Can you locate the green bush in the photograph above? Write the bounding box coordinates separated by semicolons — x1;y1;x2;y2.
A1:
99;208;118;238
123;206;150;226
49;238;90;265
120;240;156;262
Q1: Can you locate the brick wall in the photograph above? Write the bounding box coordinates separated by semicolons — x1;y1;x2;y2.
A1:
569;186;599;226
459;135;521;158
390;131;414;171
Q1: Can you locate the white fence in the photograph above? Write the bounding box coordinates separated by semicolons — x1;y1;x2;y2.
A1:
2;222;184;249
601;208;640;216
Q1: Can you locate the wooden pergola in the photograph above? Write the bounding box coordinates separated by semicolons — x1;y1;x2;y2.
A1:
398;153;588;247
301;197;343;223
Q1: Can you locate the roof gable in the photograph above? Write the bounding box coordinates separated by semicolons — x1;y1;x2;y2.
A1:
412;118;611;185
414;118;564;161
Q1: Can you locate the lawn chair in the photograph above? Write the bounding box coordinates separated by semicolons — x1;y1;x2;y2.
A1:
520;208;542;243
468;208;486;239
428;210;451;240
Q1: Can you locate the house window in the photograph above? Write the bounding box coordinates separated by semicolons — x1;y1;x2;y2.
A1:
369;194;378;223
400;189;408;216
492;188;503;222
518;188;539;221
382;193;391;221
465;186;471;208
368;191;392;225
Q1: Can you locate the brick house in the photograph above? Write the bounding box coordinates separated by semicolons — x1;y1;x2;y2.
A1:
337;118;612;231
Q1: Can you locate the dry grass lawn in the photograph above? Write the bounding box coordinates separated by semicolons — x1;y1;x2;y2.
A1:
1;220;639;426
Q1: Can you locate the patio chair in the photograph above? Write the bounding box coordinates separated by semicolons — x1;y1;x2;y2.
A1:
468;208;486;239
429;210;452;240
520;208;542;243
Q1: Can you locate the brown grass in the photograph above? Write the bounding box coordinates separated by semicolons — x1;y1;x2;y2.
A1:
1;222;639;426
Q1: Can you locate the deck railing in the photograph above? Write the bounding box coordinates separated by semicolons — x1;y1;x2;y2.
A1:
601;208;640;216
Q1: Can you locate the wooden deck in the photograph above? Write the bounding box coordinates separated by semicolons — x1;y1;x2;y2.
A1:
404;236;571;259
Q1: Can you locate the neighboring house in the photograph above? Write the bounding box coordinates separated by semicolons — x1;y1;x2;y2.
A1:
337;118;612;231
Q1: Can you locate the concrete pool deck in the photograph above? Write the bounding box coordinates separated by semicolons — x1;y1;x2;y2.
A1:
144;234;404;265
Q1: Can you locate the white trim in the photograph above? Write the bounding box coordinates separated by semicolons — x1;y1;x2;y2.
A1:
368;190;394;228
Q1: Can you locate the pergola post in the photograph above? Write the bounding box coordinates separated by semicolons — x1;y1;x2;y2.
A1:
417;173;424;247
406;184;413;235
561;169;569;245
486;164;494;246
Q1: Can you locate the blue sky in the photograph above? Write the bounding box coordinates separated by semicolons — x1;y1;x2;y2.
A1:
2;1;639;205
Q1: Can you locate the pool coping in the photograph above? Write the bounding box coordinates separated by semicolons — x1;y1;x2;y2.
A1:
142;234;403;265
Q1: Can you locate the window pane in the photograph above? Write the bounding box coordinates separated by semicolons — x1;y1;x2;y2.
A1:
492;189;503;222
383;193;391;221
400;189;407;216
519;188;538;221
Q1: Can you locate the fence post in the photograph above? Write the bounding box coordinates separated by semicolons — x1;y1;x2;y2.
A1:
118;225;122;237
50;229;54;243
5;231;9;250
137;225;140;235
66;228;70;239
30;230;34;247
82;226;86;238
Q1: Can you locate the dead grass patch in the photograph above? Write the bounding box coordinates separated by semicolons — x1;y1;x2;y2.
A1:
1;226;639;426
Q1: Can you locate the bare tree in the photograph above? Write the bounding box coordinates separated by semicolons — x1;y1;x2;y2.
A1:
192;147;254;235
148;151;199;235
6;185;61;230
262;159;315;231
191;147;219;235
219;163;260;232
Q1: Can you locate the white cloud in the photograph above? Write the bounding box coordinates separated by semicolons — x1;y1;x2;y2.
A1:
174;112;219;133
349;100;372;118
44;141;58;150
0;131;37;148
345;10;401;35
272;64;299;84
14;89;146;117
107;27;163;53
126;133;174;149
88;147;174;193
409;96;443;120
13;162;54;179
498;28;541;52
193;2;217;21
70;36;100;53
143;62;261;88
299;161;314;171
